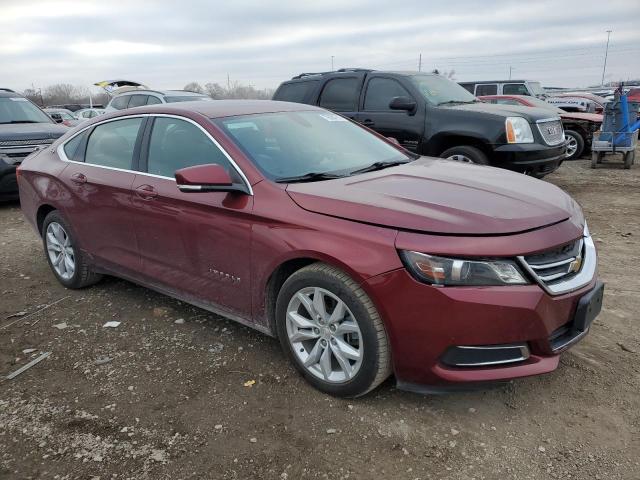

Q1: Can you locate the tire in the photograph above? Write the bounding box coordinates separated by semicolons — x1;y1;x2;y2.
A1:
564;130;585;160
624;151;635;169
591;152;603;169
440;146;490;165
42;210;102;289
275;263;391;397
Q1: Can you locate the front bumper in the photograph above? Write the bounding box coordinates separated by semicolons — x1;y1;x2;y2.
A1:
364;269;601;390
491;142;567;176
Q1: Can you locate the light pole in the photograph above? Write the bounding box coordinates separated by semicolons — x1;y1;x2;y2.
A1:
601;30;612;86
331;56;334;71
509;66;513;80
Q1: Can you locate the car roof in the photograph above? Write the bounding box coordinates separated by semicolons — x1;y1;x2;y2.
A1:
459;80;529;83
108;100;322;119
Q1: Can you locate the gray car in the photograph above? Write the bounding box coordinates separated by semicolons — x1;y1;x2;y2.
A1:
105;89;212;112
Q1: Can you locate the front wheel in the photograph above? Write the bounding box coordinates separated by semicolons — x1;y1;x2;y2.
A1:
275;263;391;397
564;130;585;160
441;146;490;165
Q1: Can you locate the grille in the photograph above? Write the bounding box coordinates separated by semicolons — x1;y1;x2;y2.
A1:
0;138;53;147
537;120;564;146
522;238;584;285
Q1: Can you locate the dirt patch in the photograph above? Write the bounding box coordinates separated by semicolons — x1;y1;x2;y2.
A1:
1;155;639;479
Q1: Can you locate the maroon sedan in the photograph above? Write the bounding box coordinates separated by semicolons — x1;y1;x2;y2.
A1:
17;100;603;397
479;95;603;160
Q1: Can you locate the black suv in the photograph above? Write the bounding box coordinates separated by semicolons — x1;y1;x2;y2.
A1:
273;69;567;177
0;89;68;200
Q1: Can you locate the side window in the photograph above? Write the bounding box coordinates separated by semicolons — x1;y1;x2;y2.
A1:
111;96;130;110
274;81;318;103
147;117;231;178
319;78;360;112
85;118;143;169
63;131;88;161
146;96;162;105
128;95;148;108
475;84;498;96
503;83;529;95
364;78;413;111
460;83;475;93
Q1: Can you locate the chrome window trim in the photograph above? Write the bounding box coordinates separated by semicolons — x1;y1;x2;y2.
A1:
517;225;596;296
56;113;253;195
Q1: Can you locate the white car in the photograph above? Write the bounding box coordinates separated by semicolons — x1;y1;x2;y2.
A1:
74;108;106;121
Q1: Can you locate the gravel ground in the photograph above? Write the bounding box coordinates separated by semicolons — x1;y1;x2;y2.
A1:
1;154;639;480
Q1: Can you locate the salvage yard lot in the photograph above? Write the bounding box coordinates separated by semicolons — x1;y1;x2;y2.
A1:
1;156;639;480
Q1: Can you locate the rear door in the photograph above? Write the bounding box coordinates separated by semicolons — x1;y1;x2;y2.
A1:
356;75;424;152
317;75;365;120
59;116;145;273
131;115;254;317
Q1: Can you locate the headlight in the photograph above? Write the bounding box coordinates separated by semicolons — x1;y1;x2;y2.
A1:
400;251;529;286
505;117;534;144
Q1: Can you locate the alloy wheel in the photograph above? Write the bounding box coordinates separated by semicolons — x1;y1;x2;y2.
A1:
447;154;474;163
286;287;363;383
565;134;578;158
46;222;75;280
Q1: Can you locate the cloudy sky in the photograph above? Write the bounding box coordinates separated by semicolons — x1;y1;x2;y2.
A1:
2;0;640;93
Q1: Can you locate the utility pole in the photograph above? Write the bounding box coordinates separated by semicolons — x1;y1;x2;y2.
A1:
418;53;422;72
601;30;612;86
509;66;512;80
331;56;334;71
227;73;230;90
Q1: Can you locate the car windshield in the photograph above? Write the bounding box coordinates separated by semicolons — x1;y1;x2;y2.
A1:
528;82;545;96
216;111;410;181
164;95;212;103
0;97;53;124
410;74;477;105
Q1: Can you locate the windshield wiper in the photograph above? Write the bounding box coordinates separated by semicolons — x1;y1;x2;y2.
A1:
275;172;345;183
350;159;410;175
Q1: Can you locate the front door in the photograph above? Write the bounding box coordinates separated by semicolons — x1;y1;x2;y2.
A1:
131;116;253;317
60;116;145;273
356;76;423;152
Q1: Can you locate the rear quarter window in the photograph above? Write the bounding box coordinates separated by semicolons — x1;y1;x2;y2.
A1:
110;96;131;110
273;81;318;103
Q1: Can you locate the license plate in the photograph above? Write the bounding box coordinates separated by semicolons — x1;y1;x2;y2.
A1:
573;282;604;332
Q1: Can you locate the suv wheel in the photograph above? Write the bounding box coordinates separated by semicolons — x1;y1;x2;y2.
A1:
564;130;585;160
441;146;489;165
275;263;391;397
42;211;102;289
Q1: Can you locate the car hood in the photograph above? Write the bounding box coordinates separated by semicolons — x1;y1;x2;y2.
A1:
445;102;559;122
0;122;68;141
560;112;603;123
286;158;581;235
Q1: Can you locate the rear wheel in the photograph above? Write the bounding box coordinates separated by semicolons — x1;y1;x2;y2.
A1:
441;146;490;165
564;130;585;160
591;152;604;168
42;211;102;289
624;151;635;169
275;263;391;397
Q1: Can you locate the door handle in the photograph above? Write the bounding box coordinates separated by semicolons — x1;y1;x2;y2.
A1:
70;173;87;184
361;119;375;127
135;184;158;200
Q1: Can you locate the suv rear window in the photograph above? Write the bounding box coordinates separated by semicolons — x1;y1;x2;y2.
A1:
274;81;318;103
319;78;360;112
111;96;130;110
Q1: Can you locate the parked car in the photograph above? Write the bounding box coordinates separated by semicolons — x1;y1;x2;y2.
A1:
273;69;566;177
479;95;603;160
458;80;546;98
74;108;106;121
548;93;608;114
18;100;603;396
0;90;67;200
105;89;212;111
48;104;104;112
44;108;82;127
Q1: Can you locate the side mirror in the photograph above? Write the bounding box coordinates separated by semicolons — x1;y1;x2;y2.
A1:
175;164;249;194
389;96;417;113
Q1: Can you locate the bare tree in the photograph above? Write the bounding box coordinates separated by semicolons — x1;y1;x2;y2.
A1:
183;82;204;94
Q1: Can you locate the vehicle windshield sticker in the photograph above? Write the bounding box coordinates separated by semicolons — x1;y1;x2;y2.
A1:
318;113;347;122
9;97;28;102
